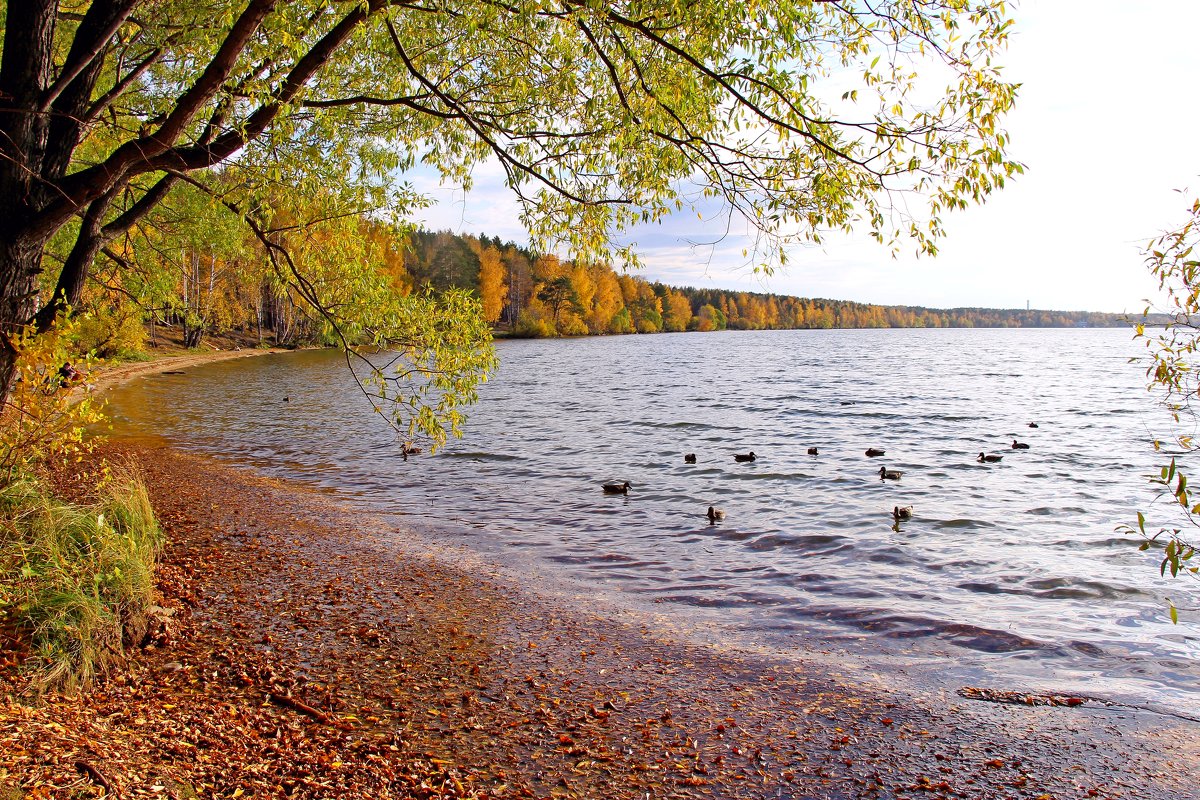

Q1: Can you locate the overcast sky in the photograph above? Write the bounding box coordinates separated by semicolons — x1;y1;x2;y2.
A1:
412;1;1200;314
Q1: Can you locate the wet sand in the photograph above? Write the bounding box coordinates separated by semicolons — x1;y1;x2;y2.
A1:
3;441;1197;799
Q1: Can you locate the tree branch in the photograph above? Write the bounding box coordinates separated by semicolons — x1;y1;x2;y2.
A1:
84;43;166;124
37;0;385;240
39;0;142;112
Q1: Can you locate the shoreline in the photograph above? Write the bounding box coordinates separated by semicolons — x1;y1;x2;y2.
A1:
81;344;298;397
3;443;1198;798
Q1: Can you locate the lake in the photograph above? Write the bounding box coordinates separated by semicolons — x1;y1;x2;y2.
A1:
105;327;1200;712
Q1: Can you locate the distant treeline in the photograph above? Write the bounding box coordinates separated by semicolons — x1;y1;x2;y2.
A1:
404;230;1138;335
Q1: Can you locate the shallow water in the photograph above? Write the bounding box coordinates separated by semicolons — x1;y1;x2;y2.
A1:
106;328;1200;709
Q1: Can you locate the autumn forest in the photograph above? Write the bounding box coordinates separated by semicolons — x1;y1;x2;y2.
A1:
91;203;1129;360
406;230;1130;337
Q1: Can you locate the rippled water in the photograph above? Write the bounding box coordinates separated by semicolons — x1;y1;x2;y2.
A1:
107;328;1200;708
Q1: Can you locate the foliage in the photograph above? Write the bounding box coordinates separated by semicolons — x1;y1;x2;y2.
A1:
514;310;556;338
352;289;498;451
475;244;508;324
0;315;104;482
1124;197;1200;620
72;297;148;360
536;277;582;331
1;0;1025;435
0;464;162;691
410;229;1134;335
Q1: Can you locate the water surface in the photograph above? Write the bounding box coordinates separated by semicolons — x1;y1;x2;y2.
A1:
107;328;1200;710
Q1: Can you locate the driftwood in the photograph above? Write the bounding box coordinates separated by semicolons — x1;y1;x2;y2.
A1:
74;760;121;797
958;687;1086;707
268;691;348;728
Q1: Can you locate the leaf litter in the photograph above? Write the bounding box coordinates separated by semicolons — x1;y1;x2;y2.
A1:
2;444;1197;800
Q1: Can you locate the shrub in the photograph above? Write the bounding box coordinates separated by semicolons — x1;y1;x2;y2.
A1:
0;465;162;692
513;309;555;338
74;305;148;360
0;315;104;482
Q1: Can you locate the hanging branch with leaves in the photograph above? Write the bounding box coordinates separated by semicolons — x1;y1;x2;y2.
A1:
1124;195;1200;621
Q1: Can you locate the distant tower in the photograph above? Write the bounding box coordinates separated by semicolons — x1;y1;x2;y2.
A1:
1026;300;1030;311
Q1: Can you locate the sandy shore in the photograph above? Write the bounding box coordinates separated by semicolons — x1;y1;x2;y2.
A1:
2;439;1197;799
81;345;294;397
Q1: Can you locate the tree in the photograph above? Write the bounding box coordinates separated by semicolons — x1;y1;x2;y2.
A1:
0;0;1020;434
500;246;533;325
587;269;624;334
630;282;663;333
475;244;508;324
1126;197;1200;619
662;289;693;333
536;276;581;331
695;304;725;332
423;233;480;291
147;181;250;348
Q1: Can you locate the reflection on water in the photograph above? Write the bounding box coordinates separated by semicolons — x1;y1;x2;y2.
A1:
106;328;1200;707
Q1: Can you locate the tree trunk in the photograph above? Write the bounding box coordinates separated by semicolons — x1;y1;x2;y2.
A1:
0;239;48;400
183;323;204;349
255;298;263;345
0;3;57;401
32;197;110;333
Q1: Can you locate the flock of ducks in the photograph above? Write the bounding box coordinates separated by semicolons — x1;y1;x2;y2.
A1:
600;422;1041;526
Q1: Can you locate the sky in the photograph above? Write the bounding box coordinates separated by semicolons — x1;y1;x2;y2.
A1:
411;1;1200;314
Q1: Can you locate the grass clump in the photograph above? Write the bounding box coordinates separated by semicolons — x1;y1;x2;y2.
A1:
0;465;162;692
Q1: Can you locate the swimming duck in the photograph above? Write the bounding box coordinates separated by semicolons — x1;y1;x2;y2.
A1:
1011;440;1030;450
707;506;726;522
977;452;1003;463
401;442;422;456
734;451;757;463
879;466;903;480
865;448;886;457
807;447;819;455
1028;422;1039;428
684;453;697;463
602;481;632;494
893;505;913;521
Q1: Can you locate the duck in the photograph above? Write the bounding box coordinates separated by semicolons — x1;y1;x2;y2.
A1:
1027;422;1039;428
734;451;757;463
401;442;422;456
879;466;903;480
684;453;697;463
1011;440;1030;450
865;448;886;457
893;505;913;521
807;447;819;455
707;506;726;522
602;481;632;494
977;452;1003;463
